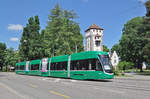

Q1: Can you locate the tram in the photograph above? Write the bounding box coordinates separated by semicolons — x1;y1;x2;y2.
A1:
15;51;114;79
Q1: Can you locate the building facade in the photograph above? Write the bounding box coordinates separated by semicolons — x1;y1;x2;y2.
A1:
111;51;119;69
85;24;103;51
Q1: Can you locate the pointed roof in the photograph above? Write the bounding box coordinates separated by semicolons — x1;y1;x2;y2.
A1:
85;24;103;32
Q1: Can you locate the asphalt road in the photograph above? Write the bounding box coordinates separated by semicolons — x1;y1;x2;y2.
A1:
0;72;150;99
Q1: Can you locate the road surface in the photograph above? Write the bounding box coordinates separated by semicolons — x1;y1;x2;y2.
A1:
0;72;150;99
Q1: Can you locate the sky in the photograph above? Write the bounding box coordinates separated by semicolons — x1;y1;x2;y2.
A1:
0;0;147;50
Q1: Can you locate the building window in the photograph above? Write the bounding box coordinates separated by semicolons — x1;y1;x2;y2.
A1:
114;60;116;64
95;41;100;46
95;36;100;39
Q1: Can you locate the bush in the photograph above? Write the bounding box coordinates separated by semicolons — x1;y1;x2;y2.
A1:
114;70;119;76
2;66;6;72
118;61;134;71
113;67;119;76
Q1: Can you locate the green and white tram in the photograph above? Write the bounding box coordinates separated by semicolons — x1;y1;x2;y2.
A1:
16;51;114;79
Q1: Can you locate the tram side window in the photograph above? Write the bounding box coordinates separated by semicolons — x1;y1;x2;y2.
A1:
58;62;67;70
18;65;21;70
80;60;89;70
57;63;62;70
70;60;89;70
16;66;18;70
90;59;96;70
70;59;103;71
51;63;56;70
30;64;39;70
90;59;103;71
50;61;67;70
47;63;49;70
19;65;25;70
70;61;77;70
62;62;67;70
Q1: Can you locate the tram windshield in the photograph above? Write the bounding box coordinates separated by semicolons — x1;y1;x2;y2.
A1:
98;55;113;73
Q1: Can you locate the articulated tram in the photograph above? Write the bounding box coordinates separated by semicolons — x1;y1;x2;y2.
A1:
15;51;114;80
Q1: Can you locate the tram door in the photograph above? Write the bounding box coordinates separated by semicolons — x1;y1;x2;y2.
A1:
25;61;30;74
68;56;71;78
41;58;48;73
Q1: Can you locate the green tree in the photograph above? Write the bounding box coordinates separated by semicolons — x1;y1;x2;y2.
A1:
103;45;109;52
28;16;43;60
4;48;19;71
119;17;146;72
19;16;43;60
19;23;30;61
142;1;150;65
0;42;6;71
43;4;84;56
145;0;150;17
118;61;134;71
143;43;150;65
111;44;120;55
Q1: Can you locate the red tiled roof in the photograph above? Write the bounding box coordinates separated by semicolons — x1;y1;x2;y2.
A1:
85;24;103;32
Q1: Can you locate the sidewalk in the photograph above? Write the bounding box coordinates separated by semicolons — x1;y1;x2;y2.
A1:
114;73;150;81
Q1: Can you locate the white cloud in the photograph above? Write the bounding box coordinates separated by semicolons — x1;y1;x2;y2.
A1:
10;37;19;42
8;24;23;31
138;0;147;3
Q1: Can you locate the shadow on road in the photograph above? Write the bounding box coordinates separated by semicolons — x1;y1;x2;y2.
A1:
83;79;113;82
0;75;6;77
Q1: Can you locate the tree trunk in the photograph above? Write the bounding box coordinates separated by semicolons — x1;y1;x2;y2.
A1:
139;62;143;72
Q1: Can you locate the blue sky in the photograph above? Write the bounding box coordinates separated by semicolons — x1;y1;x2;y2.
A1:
0;0;147;50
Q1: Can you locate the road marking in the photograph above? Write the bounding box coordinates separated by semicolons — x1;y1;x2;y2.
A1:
0;82;27;99
42;78;49;80
50;91;70;99
29;84;37;88
70;80;77;82
54;78;61;82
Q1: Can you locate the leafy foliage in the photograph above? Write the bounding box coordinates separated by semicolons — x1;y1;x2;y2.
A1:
111;44;120;55
43;4;84;56
116;17;148;72
103;45;109;52
4;48;20;71
0;42;6;70
18;4;84;61
118;61;134;70
143;43;150;65
19;16;43;61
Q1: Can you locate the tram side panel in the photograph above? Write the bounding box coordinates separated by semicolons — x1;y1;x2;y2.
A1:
49;55;68;78
28;59;41;76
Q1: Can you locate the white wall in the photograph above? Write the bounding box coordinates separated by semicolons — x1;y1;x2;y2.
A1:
85;29;103;51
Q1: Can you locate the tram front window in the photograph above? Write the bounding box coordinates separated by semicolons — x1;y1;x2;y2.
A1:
98;55;113;73
95;60;103;71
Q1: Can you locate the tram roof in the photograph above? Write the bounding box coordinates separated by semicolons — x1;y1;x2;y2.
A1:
16;51;108;64
71;51;108;61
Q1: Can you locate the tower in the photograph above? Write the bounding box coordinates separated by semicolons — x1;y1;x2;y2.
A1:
85;24;103;51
